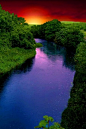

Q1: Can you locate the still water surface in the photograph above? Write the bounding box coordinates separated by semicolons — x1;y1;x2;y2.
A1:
0;39;75;129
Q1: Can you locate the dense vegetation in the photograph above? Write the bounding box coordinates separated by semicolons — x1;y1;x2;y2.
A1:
0;47;35;74
61;42;86;129
54;27;84;51
30;20;85;51
30;19;61;40
0;5;36;75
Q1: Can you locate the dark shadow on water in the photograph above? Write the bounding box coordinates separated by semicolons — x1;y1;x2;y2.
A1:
0;57;35;95
13;57;35;74
62;49;75;71
38;40;75;71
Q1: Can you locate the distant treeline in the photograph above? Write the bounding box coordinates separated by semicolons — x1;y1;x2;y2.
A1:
30;19;86;51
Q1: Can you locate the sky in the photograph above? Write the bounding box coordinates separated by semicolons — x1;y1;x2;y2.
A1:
0;0;86;24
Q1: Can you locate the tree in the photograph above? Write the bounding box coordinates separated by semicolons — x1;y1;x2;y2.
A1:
43;115;54;129
10;26;36;49
45;19;61;41
0;4;36;49
50;122;65;129
35;120;48;129
34;115;64;129
54;27;84;51
18;17;26;25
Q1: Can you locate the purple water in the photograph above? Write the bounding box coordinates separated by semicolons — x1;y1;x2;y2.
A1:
0;39;75;129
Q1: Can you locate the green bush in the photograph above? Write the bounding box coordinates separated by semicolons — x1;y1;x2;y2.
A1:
54;28;84;50
35;43;43;48
45;19;61;41
10;26;36;49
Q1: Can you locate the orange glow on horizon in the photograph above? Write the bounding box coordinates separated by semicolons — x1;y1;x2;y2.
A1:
18;6;52;24
17;6;86;24
25;16;53;24
26;17;46;25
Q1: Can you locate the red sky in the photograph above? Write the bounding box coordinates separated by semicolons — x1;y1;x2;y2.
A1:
0;0;86;24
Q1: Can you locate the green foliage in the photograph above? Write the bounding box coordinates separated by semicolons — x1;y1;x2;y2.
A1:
80;30;86;40
30;19;61;41
45;19;61;41
30;20;85;51
43;115;54;123
0;8;18;33
35;120;48;129
0;47;36;74
54;27;84;50
0;4;36;74
61;42;86;129
10;26;36;49
35;43;43;48
50;122;65;129
74;42;86;73
35;115;64;129
0;4;35;49
61;21;80;24
30;25;39;37
18;17;26;24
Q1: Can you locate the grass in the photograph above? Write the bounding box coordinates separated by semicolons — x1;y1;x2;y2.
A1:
0;46;36;74
61;21;80;24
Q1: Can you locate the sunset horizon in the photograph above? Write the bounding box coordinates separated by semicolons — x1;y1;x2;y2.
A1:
0;0;86;24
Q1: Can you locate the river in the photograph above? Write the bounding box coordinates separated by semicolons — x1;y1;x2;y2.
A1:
0;39;75;129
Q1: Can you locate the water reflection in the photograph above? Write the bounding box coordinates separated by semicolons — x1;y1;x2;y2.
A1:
63;51;75;71
0;74;9;95
35;38;75;71
13;57;35;74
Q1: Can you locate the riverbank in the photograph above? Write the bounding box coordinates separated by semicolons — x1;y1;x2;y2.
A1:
0;46;36;76
61;42;86;129
0;4;37;76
